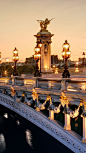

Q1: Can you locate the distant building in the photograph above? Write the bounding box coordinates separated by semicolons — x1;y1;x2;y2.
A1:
17;62;24;66
51;55;59;65
79;58;86;65
1;62;14;66
25;56;36;66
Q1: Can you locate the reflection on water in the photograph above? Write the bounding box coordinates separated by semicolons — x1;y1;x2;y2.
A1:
25;129;33;148
3;113;8;119
16;120;20;125
0;105;73;153
0;134;6;153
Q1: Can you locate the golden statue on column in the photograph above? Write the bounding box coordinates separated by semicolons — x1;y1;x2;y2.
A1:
34;18;54;73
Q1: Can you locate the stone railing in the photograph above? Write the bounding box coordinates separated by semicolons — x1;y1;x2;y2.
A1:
36;78;61;90
66;80;86;92
0;77;12;84
0;93;86;153
0;76;86;93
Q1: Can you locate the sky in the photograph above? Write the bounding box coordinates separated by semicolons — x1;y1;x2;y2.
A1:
0;0;86;62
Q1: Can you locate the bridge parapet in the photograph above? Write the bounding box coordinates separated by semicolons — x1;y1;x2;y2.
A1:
1;76;86;93
66;80;86;92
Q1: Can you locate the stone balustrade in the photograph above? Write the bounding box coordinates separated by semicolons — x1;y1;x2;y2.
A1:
0;76;86;105
0;76;86;93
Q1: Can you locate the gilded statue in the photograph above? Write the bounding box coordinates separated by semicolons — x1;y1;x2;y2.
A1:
37;18;54;30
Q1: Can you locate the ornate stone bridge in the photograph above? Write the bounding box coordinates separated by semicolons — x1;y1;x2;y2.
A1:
0;76;86;152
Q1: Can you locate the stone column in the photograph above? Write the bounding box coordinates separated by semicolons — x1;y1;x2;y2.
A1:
34;29;54;73
63;102;71;130
64;113;71;130
82;117;86;143
12;77;15;85
35;93;40;111
48;95;54;120
49;110;54;120
80;100;86;143
61;80;66;91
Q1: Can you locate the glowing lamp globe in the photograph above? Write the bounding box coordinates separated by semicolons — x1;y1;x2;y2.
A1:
13;47;19;62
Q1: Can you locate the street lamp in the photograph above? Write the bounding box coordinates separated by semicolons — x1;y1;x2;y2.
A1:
4;70;7;77
82;52;85;67
82;52;85;73
75;62;79;73
34;44;41;77
0;52;2;76
62;40;70;78
38;39;42;76
0;52;1;64
12;47;19;76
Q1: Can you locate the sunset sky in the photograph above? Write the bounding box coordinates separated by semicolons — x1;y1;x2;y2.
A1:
0;0;86;62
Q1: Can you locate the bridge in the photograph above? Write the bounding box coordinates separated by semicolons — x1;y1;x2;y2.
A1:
0;75;86;153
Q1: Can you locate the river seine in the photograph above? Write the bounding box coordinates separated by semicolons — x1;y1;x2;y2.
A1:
0;105;73;153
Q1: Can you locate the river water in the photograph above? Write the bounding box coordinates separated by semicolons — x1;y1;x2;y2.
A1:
0;105;73;153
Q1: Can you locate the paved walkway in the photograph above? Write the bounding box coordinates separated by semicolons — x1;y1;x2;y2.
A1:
25;73;86;80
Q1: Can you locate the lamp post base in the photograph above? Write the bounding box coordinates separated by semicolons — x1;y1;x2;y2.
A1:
62;69;70;78
13;71;18;76
34;71;42;77
0;71;1;77
13;61;18;76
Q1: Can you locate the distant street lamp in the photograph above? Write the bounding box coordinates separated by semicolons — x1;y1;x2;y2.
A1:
0;52;2;76
34;44;41;77
12;47;19;76
75;61;79;73
62;40;71;78
52;64;56;73
55;68;58;74
38;39;42;76
4;70;7;77
82;52;85;67
82;52;85;73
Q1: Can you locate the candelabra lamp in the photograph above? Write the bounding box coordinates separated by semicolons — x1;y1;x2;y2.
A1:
62;40;71;78
82;52;85;67
0;52;2;76
34;44;41;77
12;47;19;76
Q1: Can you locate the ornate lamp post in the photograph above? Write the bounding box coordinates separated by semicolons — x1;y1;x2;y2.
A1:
0;52;1;64
62;40;71;78
34;44;41;77
75;61;79;73
12;47;19;76
82;52;85;73
38;39;42;76
82;52;85;67
4;70;7;77
0;52;2;76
